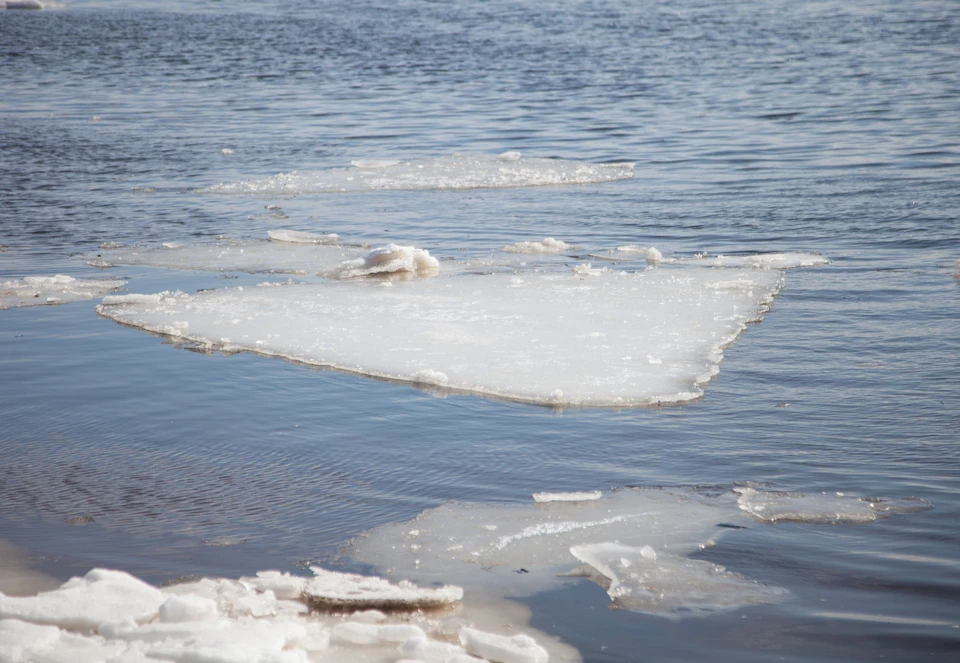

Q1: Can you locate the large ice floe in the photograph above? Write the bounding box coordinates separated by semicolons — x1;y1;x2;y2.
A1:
347;486;930;619
97;263;784;406
0;564;572;663
0;275;126;310
198;153;635;194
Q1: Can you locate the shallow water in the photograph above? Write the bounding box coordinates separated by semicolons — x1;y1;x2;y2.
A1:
1;0;959;661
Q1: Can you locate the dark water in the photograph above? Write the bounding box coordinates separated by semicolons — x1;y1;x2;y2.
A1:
1;1;959;661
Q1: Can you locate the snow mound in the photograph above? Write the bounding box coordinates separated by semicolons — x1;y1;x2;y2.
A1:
569;542;788;615
267;229;341;245
303;566;463;610
92;239;359;275
734;487;933;524
200;154;634;194
1;275;125;310
325;244;440;279
503;238;573;255
95;266;782;407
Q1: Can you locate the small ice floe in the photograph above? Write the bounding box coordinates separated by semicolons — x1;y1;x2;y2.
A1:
617;245;662;263
1;274;126;310
200;153;635;194
267;229;340;245
734;487;933;524
325;244;440;279
302;566;463;610
503;237;573;255
221;148;235;155
569;542;788;616
573;262;605;277
460;626;549;663
532;491;603;503
93;238;359;275
695;252;828;269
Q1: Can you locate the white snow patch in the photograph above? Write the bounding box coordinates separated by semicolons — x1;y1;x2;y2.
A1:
200;154;634;194
1;275;125;310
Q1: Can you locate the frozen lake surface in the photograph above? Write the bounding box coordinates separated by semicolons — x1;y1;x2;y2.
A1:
1;1;959;661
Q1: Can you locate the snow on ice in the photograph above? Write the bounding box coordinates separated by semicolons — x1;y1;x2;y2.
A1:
0;275;126;310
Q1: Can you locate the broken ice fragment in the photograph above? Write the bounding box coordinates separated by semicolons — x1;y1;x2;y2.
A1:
734;487;933;524
460;626;549;663
267;229;340;245
532;491;602;503
325;244;440;279
1;275;126;310
302;566;463;610
503;238;573;255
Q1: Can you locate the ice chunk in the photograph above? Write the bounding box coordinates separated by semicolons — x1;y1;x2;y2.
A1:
94;239;360;275
267;229;340;245
200;154;634;194
1;275;125;310
399;637;470;662
331;621;426;645
569;542;788;616
460;627;549;663
0;568;165;631
532;492;602;503
95;266;783;407
616;245;662;263
325;244;440;279
302;567;463;610
734;487;933;524
158;594;219;622
238;570;307;600
503;238;573;255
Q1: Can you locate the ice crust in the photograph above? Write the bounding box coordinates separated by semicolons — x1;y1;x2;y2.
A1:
267;229;340;245
199;154;635;194
96;266;783;407
734;487;933;523
609;250;829;270
302;567;463;610
532;492;602;503
502;238;573;255
0;275;125;310
0;567;561;663
92;238;360;275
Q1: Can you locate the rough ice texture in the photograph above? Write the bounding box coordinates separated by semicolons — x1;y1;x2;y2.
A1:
460;627;549;663
199;154;634;194
569;542;787;616
302;567;463;610
0;566;557;663
95;266;783;407
267;229;340;245
734;487;933;524
325;244;440;280
93;239;359;275
0;275;125;310
532;491;602;503
503;238;573;255
616;245;662;263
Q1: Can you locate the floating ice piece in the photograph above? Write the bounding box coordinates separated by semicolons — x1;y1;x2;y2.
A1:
325;244;440;280
617;245;662;263
0;568;165;631
532;491;602;503
94;239;360;275
460;627;549;663
302;566;463;610
222;148;235;155
503;238;573;255
350;159;401;169
569;542;788;616
1;274;125;310
200;154;634;194
734;487;933;524
239;571;308;601
348;487;745;601
268;229;340;245
96;266;782;406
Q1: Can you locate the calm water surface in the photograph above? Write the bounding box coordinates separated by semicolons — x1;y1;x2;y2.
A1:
1;1;959;661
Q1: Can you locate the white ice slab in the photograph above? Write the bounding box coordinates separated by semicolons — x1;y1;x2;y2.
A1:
96;266;783;407
532;491;602;503
267;229;340;245
0;274;125;310
503;238;574;255
569;542;787;616
199;154;634;194
606;250;829;270
92;239;360;275
734;487;933;524
302;567;463;610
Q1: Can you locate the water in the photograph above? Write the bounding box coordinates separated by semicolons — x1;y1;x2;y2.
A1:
1;0;959;660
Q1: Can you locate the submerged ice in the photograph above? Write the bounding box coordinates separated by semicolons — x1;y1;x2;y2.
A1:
97;265;784;407
0;275;126;310
735;487;932;523
199;153;635;194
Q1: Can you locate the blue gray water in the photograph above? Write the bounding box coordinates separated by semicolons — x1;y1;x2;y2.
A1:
1;0;959;660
